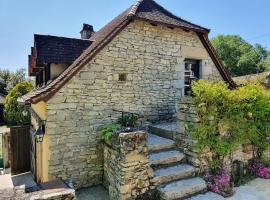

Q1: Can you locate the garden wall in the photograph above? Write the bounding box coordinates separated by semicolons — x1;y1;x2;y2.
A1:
103;131;152;200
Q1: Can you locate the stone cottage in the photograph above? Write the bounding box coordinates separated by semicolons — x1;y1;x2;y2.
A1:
21;0;236;197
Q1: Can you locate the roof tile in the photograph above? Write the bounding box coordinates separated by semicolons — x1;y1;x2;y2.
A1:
34;35;92;64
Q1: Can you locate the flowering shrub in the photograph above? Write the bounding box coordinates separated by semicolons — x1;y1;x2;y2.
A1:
190;80;270;170
204;170;235;197
250;160;270;179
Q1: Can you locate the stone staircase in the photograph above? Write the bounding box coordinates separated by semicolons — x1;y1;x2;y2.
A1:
148;131;207;199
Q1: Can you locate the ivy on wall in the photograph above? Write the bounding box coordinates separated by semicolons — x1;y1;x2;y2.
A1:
190;80;270;170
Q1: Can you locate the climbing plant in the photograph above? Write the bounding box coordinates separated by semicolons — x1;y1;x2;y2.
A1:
190;80;270;170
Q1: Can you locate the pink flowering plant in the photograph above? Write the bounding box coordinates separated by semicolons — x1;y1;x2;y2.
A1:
204;170;235;197
249;160;270;179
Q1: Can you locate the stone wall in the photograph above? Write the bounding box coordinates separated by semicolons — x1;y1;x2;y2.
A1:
176;97;201;168
45;19;225;188
103;131;151;200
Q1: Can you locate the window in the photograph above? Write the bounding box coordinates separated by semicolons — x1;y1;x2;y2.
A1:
118;73;127;82
184;59;200;95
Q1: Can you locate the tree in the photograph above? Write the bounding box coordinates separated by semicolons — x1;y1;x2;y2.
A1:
0;68;26;93
263;53;270;70
4;81;33;125
211;35;269;76
0;81;6;94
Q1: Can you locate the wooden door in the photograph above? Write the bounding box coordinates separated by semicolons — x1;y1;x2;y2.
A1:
10;126;31;175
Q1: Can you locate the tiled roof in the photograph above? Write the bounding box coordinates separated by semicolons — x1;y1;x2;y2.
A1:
22;0;235;103
134;0;209;32
34;34;92;64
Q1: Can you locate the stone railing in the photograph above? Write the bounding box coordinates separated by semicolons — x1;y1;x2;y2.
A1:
103;131;152;200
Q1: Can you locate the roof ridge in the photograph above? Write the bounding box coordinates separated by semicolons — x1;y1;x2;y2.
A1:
34;34;92;41
128;0;144;17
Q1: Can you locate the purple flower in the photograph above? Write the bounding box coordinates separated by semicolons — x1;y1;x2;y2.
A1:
204;169;235;197
250;160;270;179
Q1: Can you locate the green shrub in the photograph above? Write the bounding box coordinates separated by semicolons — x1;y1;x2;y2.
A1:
118;114;139;127
99;124;121;143
190;80;270;170
4;81;33;125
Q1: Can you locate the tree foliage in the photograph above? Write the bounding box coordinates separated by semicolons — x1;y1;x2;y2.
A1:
211;35;269;77
190;80;270;170
0;68;26;94
4;81;33;126
264;53;270;70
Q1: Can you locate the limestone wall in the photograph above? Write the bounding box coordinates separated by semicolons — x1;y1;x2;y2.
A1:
45;19;225;188
103;131;151;200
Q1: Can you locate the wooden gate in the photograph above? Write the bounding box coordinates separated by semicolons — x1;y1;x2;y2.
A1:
10;126;31;175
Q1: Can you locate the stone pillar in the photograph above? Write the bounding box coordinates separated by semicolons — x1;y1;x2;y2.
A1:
176;97;203;168
103;131;151;200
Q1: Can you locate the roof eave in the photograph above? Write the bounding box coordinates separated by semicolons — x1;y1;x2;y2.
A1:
17;97;31;105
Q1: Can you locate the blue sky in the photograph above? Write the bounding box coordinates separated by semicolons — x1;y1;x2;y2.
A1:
0;0;270;71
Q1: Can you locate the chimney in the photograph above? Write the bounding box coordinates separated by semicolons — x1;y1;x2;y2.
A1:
80;24;94;39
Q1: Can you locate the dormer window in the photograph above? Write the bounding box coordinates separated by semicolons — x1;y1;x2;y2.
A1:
184;59;200;95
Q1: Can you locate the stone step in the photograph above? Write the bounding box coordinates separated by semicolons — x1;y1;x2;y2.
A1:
148;133;175;152
150;150;185;166
158;177;207;200
151;164;196;186
149;122;177;140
